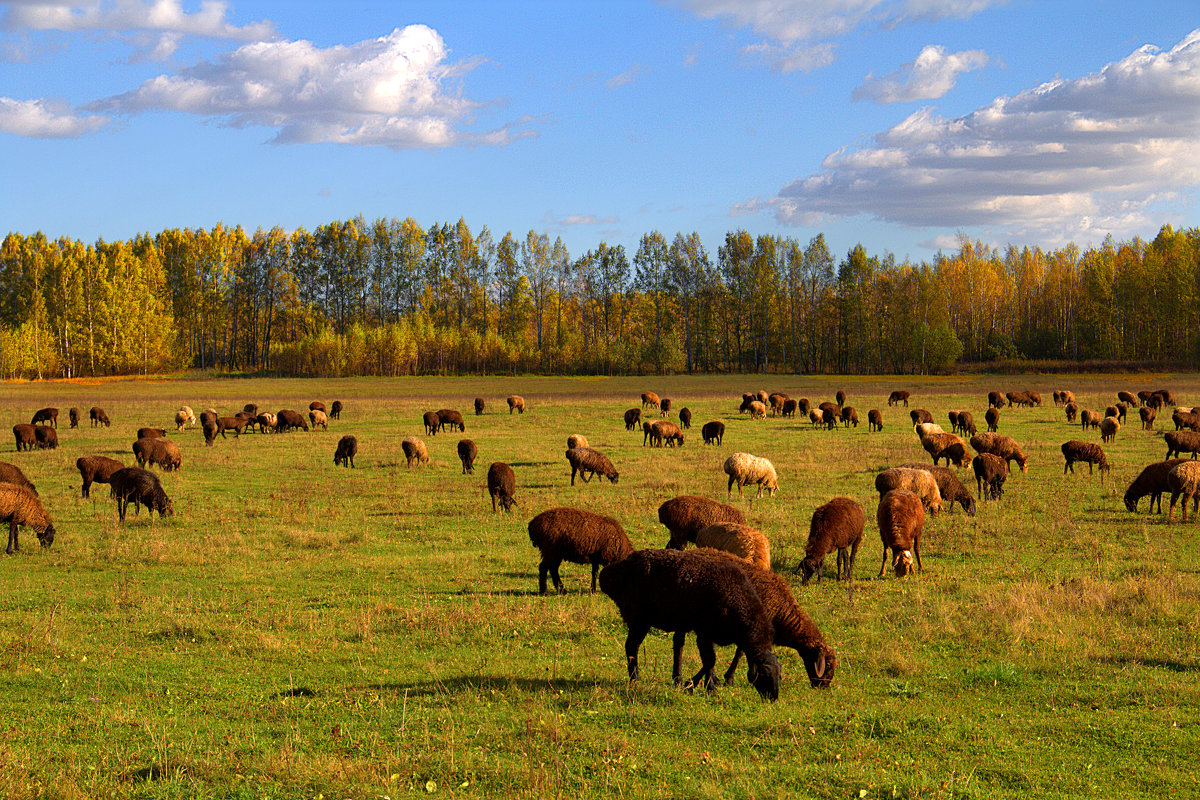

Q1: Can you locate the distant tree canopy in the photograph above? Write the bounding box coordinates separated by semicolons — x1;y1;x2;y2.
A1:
1;219;1197;378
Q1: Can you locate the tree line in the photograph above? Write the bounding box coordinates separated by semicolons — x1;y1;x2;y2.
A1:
1;218;1197;379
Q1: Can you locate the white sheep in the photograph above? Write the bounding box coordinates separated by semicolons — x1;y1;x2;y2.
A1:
567;433;589;449
914;422;944;440
694;523;771;570
723;452;778;499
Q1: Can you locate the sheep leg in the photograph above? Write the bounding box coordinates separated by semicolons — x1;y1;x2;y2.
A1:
624;625;650;681
590;561;601;593
569;467;577;486
847;541;859;581
537;559;553;595
723;648;744;686
580;470;592;483
878;546;889;578
82;479;91;499
6;520;16;554
689;637;718;691
1169;492;1180;523
914;536;922;572
671;631;687;684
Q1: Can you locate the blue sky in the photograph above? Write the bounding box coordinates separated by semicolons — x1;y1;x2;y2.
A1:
2;0;1198;264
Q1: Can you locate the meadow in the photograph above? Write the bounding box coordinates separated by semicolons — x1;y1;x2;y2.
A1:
1;373;1198;800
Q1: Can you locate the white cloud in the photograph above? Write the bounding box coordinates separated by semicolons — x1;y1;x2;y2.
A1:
541;212;620;232
853;44;988;103
0;0;275;41
0;95;107;136
607;64;645;89
89;25;529;148
758;28;1200;243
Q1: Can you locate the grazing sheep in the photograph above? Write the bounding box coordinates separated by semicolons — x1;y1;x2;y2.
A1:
972;453;1009;500
0;484;55;553
1115;403;1129;424
137;427;166;440
986;407;1001;431
1157;389;1177;406
68;407;81;428
202;421;217;446
474;397;485;416
835;390;846;406
624;407;642;430
199;410;217;427
423;411;441;435
1061;441;1109;480
1027;391;1043;406
0;461;37;496
799;496;864;583
457;439;477;474
1117;390;1137;406
177;405;194;424
768;393;787;416
987;390;1005;408
275;409;308;432
133;438;182;471
820;408;838;430
528;507;633;594
747;400;767;420
1147;394;1164;411
921;432;970;467
877;490;924;577
31;407;58;428
840;406;859;428
658;495;746;549
650;420;684;447
108;467;172;521
33;427;57;450
308;401;326;413
1059;391;1075;406
1104;405;1119;419
947;410;961;431
76;455;123;498
333;435;357;468
1137;389;1154;405
507;395;525;414
1006;391;1030;408
781;398;798;418
642;421;654;446
1064;402;1079;424
401;437;430;467
329;401;343;419
641;391;661;409
566;433;589;450
957;411;977;436
309;409;328;431
661;398;673;417
868;409;884;432
910;408;933;425
914;422;944;440
723;452;778;499
1141;406;1158;430
1167;462;1200;523
598;548;782;700
874;468;943;515
1100;416;1120;443
565;446;619;485
243;403;259;418
896;463;976;516
1172;408;1200;432
738;394;755;414
12;424;35;452
755;390;769;405
1052;390;1063;406
970;432;1029;473
808;409;824;428
255;412;277;433
796;398;812;415
1124;459;1190;513
679;407;692;428
697;421;724;447
1164;430;1200;460
89;407;111;427
486;462;517;512
437;409;466;433
693;522;771;571
818;401;839;414
216;416;248;438
235;411;257;431
174;410;190;431
888;390;910;407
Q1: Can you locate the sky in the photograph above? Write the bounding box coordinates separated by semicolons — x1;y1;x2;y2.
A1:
2;0;1199;265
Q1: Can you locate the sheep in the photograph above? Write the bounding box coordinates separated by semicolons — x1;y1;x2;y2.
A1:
275;409;308;432
641;391;661;409
1052;390;1063;406
799;496;864;583
808;409;824;428
507;395;525;414
818;401;839;415
474;397;485;416
1156;389;1177;406
437;409;466;433
947;410;961;431
660;398;673;417
1172;408;1200;432
747;400;767;420
0;461;37;496
12;424;35;452
308;401;326;413
199;410;217;427
487;462;516;512
624;407;642;430
874;468;943;515
1059;390;1075;406
1064;402;1079;424
235;411;258;431
108;467;172;521
642;421;654;446
910;408;933;425
598;548;782;700
1124;459;1190;513
914;422;944;440
90;407;111;427
679;407;692;428
973;453;1009;500
888;390;910;407
255;412;277;433
1027;391;1043;406
31;407;58;428
566;434;589;450
835;390;847;406
216;416;248;438
1115;403;1129;424
820;408;838;430
33;427;57;450
309;409;328;431
68;407;81;428
330;400;343;419
422;411;441;435
868;409;884;431
1117;390;1137;406
333;435;357;468
781;398;798;418
1061;441;1109;481
1137;390;1155;405
658;495;746;549
896;463;976;516
1104;404;1119;419
921;432;970;467
133;438;182;471
738;394;756;414
402;437;430;467
1164;430;1200;460
1006;391;1032;408
0;484;55;553
650;420;684;447
243;403;259;417
796;398;812;415
694;522;771;571
840;406;859;428
957;411;977;436
1147;394;1164;411
174;410;190;431
987;390;1005;408
755;390;769;405
877;489;925;578
528;507;633;595
1167;462;1200;523
723;452;778;499
565;446;619;485
768;394;786;416
986;407;1001;431
970;432;1029;473
1100;416;1120;443
1140;406;1158;430
177;405;195;425
457;439;477;474
137;427;166;440
76;455;124;498
202;421;217;446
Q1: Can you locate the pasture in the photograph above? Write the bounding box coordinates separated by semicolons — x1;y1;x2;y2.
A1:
1;373;1199;799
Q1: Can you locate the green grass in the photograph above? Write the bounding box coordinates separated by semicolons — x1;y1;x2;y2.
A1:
1;373;1199;799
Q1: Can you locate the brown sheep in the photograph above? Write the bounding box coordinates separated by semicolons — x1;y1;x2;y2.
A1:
199;410;217;427
1137;390;1154;405
423;411;441;435
957;411;977;436
649;420;684;447
1172;408;1200;432
68;407;81;428
877;489;924;577
1027;391;1042;406
972;453;1008;500
624;407;642;430
1117;390;1137;406
887;390;910;407
216;416;248;438
818;401;839;415
896;463;976;516
507;395;525;414
108;466;172;521
401;437;430;467
769;393;786;416
909;408;933;425
921;432;970;467
986;407;1001;431
487;462;516;512
89;407;111;427
747;400;767;420
799;497;864;584
694;522;771;571
0;461;37;495
243;403;258;418
330;400;343;419
33;427;57;450
781;398;798;418
255;412;276;433
333;435;357;468
835;390;846;406
137;427;166;440
275;409;308;432
1125;459;1190;513
642;421;654;446
660;398;673;417
970;432;1028;473
840;406;859;428
1167;462;1200;523
1061;441;1109;480
796;398;812;415
641;391;661;409
12;424;36;452
76;455;124;498
1099;416;1120;443
1164;430;1200;460
820;408;837;429
308;409;328;431
474;397;484;416
1064;402;1079;424
0;483;55;553
457;439;477;474
528;507;633;594
874;468;942;515
868;409;883;432
202;420;217;446
308;401;326;413
31;407;58;428
987;390;1005;408
679;407;692;428
1156;389;1177;406
738;393;756;414
133;438;182;471
658;495;745;549
565;446;618;485
437;409;465;433
174;410;190;432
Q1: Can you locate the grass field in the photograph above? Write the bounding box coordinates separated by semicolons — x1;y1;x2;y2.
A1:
1;373;1199;800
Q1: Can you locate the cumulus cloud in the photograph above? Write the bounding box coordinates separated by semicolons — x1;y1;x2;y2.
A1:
0;95;107;136
853;44;988;103
757;28;1200;243
89;24;529;148
0;0;275;41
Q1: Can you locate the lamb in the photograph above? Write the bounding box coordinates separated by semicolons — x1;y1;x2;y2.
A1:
840;406;859;428
799;496;864;583
423;411;441;435
474;397;485;416
781;399;798;418
874;467;943;515
1099;416;1120;443
1064;403;1079;424
658;495;746;549
896;463;976;515
660;398;673;417
31;407;58;428
76;455;124;498
1124;459;1190;513
216;416;248;437
887;390;910;407
650;420;684;447
566;434;589;450
723;452;778;499
528;506;633;594
921;432;970;467
402;437;430;467
747;400;767;420
108;466;172;521
137;427;166;440
972;453;1009;500
565;446;619;485
914;422;944;440
693;522;771;571
333;435;357;468
457;439;478;474
679;407;692;428
12;424;35;452
624;407;642;430
202;420;217;446
868;409;884;431
309;409;328;431
598;548;782;700
275;409;308;432
330;400;343;419
970;432;1029;473
987;390;1005;408
1140;406;1157;430
986;407;1001;431
1061;441;1109;480
1167;462;1200;523
308;401;326;413
68;407;81;428
0;461;37;496
487;462;517;512
133;438;182;471
1164;430;1200;460
437;409;466;433
89;407;111;427
0;484;55;554
910;408;933;425
33;427;57;450
877;489;925;578
701;420;725;445
957;411;977;436
641;391;661;409
507;395;525;414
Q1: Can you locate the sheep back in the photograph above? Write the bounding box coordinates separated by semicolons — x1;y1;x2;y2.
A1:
0;461;38;496
528;507;633;594
486;462;517;512
457;439;478;474
800;496;865;583
877;489;925;577
658;495;745;549
874;468;942;515
694;522;771;571
723;452;778;498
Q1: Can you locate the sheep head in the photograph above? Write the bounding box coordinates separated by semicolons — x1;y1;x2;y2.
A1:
746;651;782;702
804;644;836;688
799;557;820;585
893;550;914;577
37;524;55;548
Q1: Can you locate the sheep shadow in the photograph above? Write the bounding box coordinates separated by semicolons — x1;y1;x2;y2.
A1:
349;674;616;698
1099;655;1200;674
508;461;556;468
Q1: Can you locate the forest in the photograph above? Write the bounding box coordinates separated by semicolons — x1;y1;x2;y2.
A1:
1;218;1197;379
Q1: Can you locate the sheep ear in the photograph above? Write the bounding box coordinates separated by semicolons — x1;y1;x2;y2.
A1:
814;651;826;679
